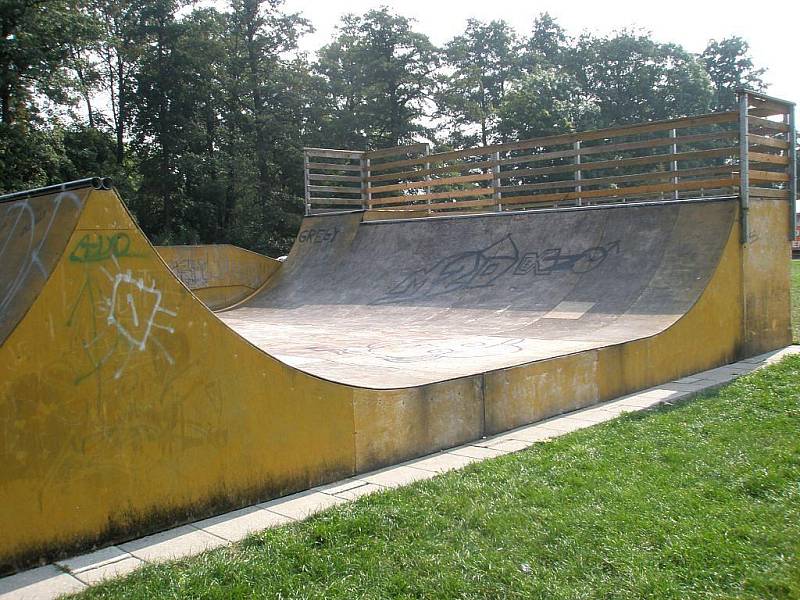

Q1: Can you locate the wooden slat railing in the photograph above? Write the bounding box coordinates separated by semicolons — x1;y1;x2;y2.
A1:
303;91;796;238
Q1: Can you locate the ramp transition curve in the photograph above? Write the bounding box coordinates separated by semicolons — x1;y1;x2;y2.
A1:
0;183;790;571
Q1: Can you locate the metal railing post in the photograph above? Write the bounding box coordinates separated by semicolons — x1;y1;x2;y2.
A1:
788;107;797;240
492;151;502;211
425;146;432;214
361;154;371;210
738;91;750;243
574;141;582;206
670;128;679;200
303;150;311;215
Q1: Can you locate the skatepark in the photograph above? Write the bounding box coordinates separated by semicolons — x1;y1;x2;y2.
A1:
0;89;795;577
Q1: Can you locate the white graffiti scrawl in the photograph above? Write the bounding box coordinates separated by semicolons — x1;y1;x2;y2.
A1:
103;269;177;379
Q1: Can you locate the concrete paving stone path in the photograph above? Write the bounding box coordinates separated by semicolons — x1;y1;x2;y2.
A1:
1;345;797;599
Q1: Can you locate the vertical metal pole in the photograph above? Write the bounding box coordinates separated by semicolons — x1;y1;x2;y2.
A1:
574;141;582;206
492;151;502;211
361;153;371;211
670;128;679;200
788;106;797;240
424;146;432;214
303;150;311;216
738;91;750;244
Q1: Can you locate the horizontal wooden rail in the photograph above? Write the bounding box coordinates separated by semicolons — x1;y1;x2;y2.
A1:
371;172;493;195
500;147;739;180
497;166;738;194
499;177;738;207
366;143;429;160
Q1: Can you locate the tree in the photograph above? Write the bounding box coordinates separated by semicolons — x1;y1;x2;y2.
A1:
436;19;521;147
0;0;97;192
574;31;713;127
524;12;569;71
316;8;438;148
701;37;766;111
497;67;594;141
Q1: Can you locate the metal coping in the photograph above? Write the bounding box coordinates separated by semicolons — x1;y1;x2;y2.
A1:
306;195;739;226
0;177;113;203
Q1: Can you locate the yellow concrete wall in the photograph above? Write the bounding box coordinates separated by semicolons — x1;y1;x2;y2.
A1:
155;245;281;310
0;189;490;571
741;199;793;355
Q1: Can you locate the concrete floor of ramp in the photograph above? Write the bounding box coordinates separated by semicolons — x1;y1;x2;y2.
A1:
1;345;797;600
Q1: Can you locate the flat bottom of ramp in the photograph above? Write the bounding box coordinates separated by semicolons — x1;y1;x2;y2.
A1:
219;305;679;388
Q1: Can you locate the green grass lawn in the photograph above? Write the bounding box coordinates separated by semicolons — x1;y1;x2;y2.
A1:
791;259;800;343
73;357;800;600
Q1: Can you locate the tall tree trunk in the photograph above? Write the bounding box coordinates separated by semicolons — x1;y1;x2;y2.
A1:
1;16;13;125
156;24;172;234
116;56;125;164
245;32;270;203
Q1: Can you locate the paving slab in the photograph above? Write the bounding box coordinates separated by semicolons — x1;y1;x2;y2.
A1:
537;416;596;433
504;425;562;443
0;565;85;599
570;408;618;424
448;444;508;459
478;437;535;452
333;483;385;501
57;545;131;574
314;478;371;496
260;490;345;520
119;525;227;562
406;452;477;473
72;556;144;586
194;506;293;543
359;464;438;488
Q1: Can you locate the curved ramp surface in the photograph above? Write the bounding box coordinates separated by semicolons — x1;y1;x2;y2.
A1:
220;201;735;387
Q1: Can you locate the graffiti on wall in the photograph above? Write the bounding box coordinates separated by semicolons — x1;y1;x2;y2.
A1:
373;235;620;304
66;237;178;383
0;190;83;323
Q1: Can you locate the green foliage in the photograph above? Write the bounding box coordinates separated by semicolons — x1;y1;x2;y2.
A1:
701;36;766;110
575;30;713;127
0;7;775;256
436;19;521;147
316;8;438;149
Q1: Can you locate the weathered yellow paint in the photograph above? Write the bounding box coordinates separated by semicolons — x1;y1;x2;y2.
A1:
352;377;484;471
740;199;792;355
155;245;281;310
0;186;792;572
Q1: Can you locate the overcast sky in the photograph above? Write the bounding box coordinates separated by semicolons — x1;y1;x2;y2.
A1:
283;0;799;106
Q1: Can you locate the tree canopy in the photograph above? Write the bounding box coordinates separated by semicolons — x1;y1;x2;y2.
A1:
0;1;770;255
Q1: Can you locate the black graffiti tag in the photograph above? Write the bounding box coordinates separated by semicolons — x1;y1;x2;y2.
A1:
374;237;621;303
298;228;338;244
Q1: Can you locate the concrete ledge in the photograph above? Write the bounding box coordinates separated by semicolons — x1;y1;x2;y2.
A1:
1;345;797;600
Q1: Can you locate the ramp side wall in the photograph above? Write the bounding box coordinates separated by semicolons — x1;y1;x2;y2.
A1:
155;244;281;310
740;199;793;355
